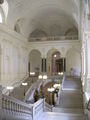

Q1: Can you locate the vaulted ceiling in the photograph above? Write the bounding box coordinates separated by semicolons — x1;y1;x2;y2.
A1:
5;0;80;40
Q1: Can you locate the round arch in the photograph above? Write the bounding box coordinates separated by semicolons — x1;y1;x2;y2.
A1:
66;47;81;76
47;48;62;75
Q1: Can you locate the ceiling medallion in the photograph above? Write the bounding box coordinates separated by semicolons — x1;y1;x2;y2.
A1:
0;0;4;4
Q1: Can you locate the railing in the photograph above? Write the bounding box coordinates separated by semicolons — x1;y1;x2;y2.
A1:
32;99;44;120
30;35;78;42
61;73;66;90
1;93;32;120
24;79;42;102
0;88;45;120
44;101;52;112
25;77;61;102
2;74;29;95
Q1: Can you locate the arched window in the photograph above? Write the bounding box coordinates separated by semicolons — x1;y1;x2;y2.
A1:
14;24;20;33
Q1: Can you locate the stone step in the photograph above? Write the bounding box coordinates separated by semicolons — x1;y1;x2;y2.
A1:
37;112;86;120
53;107;84;114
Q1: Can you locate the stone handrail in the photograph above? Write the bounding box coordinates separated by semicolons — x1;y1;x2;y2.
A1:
32;99;44;120
0;89;45;120
61;73;66;90
30;35;78;42
1;92;33;120
44;101;52;112
2;74;29;95
24;79;42;102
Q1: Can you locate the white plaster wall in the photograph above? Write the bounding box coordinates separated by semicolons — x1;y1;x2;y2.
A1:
0;24;29;87
29;50;41;73
66;48;81;76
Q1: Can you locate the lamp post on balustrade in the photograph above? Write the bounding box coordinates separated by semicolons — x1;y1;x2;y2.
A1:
22;82;28;96
53;83;60;97
58;72;63;83
38;74;47;98
48;87;55;105
6;86;14;96
30;72;35;83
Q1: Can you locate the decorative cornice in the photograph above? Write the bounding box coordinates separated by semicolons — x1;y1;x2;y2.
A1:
0;24;27;44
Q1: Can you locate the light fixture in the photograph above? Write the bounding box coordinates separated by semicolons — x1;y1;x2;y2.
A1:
43;75;47;79
54;54;57;58
53;84;60;88
58;72;61;75
58;72;63;75
30;72;35;75
6;86;14;90
0;0;4;4
38;75;42;79
22;82;28;86
48;87;55;92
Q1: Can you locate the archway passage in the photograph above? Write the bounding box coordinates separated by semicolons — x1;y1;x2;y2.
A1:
51;51;66;75
29;49;41;76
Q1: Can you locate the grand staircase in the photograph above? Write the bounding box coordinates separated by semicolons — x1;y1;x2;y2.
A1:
41;76;86;120
0;75;89;120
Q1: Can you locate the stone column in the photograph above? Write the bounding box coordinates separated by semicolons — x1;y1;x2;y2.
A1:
81;44;87;91
63;58;66;72
85;31;90;92
41;58;46;73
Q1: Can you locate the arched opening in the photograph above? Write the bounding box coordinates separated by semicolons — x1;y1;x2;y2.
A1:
66;48;81;77
14;24;20;33
29;49;41;76
51;51;66;75
47;49;66;75
47;48;58;75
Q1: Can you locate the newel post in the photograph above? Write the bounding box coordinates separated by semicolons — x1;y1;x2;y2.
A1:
32;105;35;120
43;98;45;111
